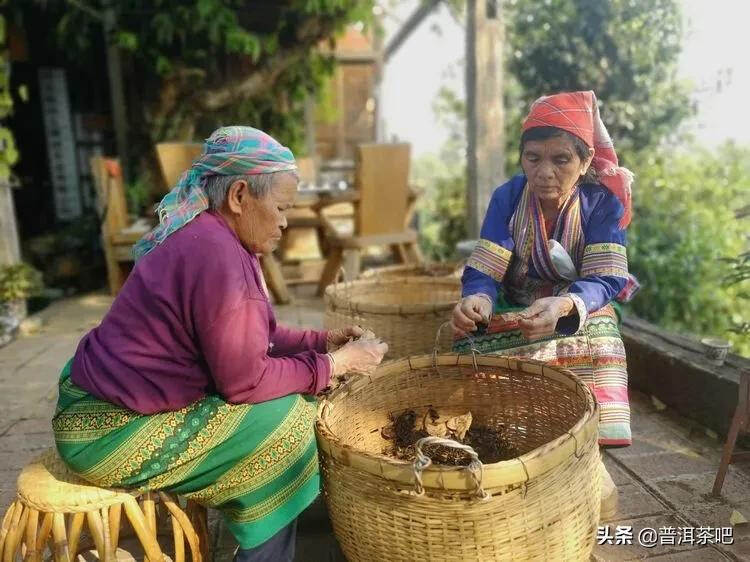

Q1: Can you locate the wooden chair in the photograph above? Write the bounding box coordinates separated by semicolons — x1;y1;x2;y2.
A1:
713;369;750;495
155;142;203;190
154;141;292;304
0;448;209;560
316;143;422;295
295;156;318;187
91;156;146;295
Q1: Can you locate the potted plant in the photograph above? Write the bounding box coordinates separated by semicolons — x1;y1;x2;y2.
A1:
0;262;43;344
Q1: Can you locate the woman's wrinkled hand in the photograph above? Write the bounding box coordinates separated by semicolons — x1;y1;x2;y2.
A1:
329;333;388;376
326;325;365;350
451;294;493;338
517;296;575;341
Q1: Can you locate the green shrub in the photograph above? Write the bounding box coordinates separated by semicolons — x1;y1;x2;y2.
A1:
0;263;43;302
413;87;469;261
627;143;750;356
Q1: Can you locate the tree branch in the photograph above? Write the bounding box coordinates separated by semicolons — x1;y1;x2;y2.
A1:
194;49;305;111
65;0;104;21
193;9;348;112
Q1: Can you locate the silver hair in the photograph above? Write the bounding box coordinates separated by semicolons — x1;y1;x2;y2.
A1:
203;171;298;210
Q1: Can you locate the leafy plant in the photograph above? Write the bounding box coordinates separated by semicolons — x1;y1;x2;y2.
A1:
0;2;19;185
626;144;750;356
504;0;693;164
722;250;750;346
125;175;153;216
0;263;43;302
414;86;468;260
36;0;377;178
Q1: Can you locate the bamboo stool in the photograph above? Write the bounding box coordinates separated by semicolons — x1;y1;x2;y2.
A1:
0;449;209;561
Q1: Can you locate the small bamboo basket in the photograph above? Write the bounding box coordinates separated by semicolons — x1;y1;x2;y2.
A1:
324;277;461;359
316;351;601;561
359;262;464;280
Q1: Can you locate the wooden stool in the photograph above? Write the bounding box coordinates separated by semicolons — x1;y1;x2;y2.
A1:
713;370;750;496
0;449;209;561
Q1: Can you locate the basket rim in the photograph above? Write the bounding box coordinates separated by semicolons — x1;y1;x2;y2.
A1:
315;354;599;492
359;262;463;278
324;277;461;314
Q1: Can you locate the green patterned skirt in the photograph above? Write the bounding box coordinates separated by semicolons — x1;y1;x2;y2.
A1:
52;361;320;549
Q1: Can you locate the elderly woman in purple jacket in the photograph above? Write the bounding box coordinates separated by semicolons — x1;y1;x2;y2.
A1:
52;126;386;561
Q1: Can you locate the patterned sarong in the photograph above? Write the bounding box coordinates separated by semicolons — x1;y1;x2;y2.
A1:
454;301;631;446
52;361;320;548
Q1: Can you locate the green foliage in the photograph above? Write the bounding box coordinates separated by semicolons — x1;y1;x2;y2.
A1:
414;87;467;260
0;263;43;302
722;250;750;345
0;5;19;184
504;0;693;163
23;215;106;292
414;157;467;261
626;144;750;356
125;175;153;216
48;0;375;172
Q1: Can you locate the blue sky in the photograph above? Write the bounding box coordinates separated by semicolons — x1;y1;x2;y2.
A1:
379;0;750;156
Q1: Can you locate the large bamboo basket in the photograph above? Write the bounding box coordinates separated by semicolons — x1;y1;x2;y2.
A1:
323;277;461;359
359;262;464;280
316;354;601;561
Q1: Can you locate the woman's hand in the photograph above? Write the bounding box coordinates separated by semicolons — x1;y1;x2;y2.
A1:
326;325;365;350
329;331;388;376
517;296;575;341
451;294;493;338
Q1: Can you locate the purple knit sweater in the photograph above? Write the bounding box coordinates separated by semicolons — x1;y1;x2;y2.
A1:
71;211;330;414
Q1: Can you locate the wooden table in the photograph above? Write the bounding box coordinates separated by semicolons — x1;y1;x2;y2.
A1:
277;190;360;284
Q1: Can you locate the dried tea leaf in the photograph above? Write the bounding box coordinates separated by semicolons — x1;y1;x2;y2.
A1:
730;510;748;526
651;395;667;411
424;422;447;437
359;329;377;341
420;409;446;437
446;412;473;440
381;425;395;440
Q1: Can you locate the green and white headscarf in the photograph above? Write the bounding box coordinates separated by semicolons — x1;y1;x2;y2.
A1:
133;126;297;260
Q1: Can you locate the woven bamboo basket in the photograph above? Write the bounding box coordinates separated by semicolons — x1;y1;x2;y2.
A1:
316;353;601;561
359;262;464;280
323;277;461;359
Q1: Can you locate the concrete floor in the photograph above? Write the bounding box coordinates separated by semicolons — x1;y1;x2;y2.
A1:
1;287;748;560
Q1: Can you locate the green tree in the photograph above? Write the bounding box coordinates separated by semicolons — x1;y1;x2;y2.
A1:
504;0;693;164
36;0;375;176
627;144;750;355
413;86;467;260
0;2;19;186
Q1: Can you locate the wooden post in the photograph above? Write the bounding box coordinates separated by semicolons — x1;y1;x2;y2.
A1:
103;4;130;180
465;0;504;238
0;181;20;266
304;94;317;158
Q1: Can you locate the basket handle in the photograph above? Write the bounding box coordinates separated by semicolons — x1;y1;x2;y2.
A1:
412;436;490;500
432;321;482;374
451;259;466;278
331;266;352;301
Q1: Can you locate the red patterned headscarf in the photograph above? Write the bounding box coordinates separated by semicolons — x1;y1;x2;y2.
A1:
522;91;633;228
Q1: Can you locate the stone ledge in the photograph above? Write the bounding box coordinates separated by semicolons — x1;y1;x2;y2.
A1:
622;315;749;440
